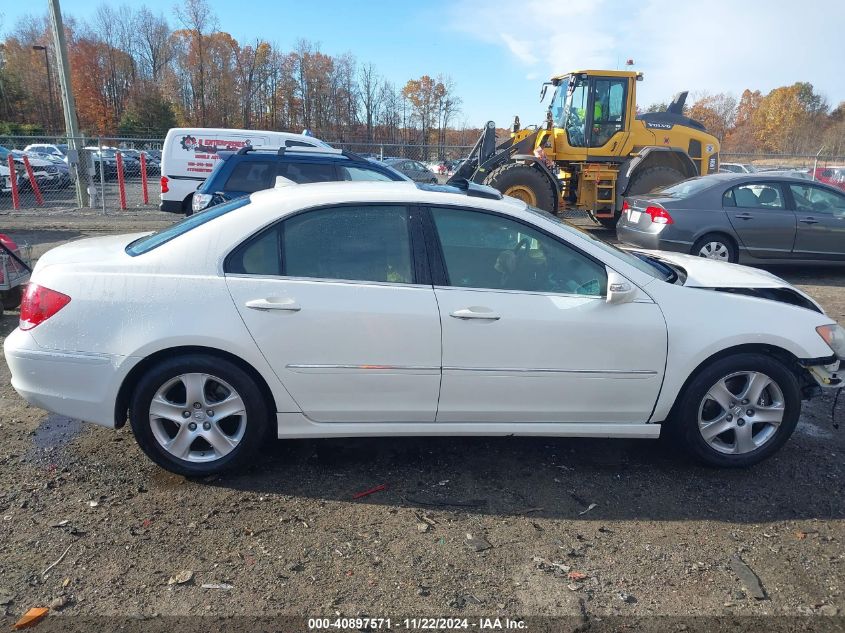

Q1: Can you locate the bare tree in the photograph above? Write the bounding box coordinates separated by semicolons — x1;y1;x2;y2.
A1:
174;0;217;126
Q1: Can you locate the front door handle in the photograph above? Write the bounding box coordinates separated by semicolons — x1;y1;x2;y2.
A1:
450;307;501;320
799;217;819;225
245;298;301;311
734;213;753;220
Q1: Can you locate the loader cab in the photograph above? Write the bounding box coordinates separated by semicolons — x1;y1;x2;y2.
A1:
547;71;635;160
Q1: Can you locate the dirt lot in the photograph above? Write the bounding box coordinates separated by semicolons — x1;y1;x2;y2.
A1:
0;209;843;630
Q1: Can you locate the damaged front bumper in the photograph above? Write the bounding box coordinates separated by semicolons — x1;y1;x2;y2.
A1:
799;356;842;390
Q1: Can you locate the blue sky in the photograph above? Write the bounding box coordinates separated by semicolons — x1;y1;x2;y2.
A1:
3;0;844;127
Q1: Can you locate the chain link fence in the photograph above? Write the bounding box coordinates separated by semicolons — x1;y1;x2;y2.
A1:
1;134;843;214
0;135;163;214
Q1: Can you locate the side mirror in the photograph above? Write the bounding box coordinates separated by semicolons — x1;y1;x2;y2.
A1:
606;269;638;305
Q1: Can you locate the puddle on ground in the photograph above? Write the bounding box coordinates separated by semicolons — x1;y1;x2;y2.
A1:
32;414;84;450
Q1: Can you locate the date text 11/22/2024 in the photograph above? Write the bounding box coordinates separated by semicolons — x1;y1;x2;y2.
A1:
308;617;528;630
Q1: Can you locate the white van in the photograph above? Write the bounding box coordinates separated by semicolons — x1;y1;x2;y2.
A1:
159;128;330;213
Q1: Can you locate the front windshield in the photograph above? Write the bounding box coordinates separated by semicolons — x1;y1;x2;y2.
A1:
524;205;672;281
550;76;589;147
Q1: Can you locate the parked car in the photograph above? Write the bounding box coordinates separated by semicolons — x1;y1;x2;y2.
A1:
12;150;71;189
719;162;757;174
23;143;68;162
811;166;845;192
119;149;161;175
0;233;30;312
191;146;410;214
616;173;845;263
4;180;843;476
160;127;331;214
0;146;62;191
83;147;118;179
0;164;17;194
383;158;439;183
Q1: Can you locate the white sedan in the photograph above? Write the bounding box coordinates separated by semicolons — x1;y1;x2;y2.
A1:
4;181;844;476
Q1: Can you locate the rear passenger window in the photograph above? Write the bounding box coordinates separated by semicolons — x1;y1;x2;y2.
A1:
732;183;784;209
225;161;275;192
338;166;395;181
277;162;336;183
722;189;735;207
283;206;413;283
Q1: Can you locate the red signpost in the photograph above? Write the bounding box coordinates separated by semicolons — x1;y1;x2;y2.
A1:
116;151;127;210
7;155;20;210
139;152;149;205
21;156;44;206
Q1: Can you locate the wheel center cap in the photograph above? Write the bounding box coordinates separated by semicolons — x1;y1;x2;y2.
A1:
731;406;744;417
193;411;206;422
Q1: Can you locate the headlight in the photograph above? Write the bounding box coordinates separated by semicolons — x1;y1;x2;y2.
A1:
816;324;845;360
192;192;213;212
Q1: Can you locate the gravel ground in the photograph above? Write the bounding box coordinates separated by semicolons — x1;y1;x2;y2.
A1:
0;209;843;630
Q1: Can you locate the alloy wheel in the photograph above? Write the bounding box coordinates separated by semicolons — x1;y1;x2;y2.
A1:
698;241;730;260
697;371;785;455
149;372;247;463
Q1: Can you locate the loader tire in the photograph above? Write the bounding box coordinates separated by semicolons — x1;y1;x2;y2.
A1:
484;163;557;212
626;165;685;196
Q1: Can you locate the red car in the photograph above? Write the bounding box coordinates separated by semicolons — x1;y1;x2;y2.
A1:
811;166;845;192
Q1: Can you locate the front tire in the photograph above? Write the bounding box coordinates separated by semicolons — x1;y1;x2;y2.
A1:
674;353;801;467
484;163;557;212
129;354;268;477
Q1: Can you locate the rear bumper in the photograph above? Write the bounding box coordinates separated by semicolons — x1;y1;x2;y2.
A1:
3;328;137;428
616;223;692;254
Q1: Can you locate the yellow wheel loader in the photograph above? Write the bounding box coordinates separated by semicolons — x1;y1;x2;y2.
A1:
450;70;721;228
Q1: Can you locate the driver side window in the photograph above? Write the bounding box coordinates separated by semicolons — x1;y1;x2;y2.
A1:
430;207;607;296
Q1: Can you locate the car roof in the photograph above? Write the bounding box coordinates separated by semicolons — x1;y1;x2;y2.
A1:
248;180;515;211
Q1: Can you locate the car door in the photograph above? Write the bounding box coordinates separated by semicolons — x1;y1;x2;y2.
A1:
425;206;667;424
724;181;797;258
225;204;441;423
788;183;845;260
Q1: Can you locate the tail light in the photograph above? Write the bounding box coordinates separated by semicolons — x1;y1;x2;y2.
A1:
645;205;674;225
20;283;71;331
160;176;169;193
621;200;630;215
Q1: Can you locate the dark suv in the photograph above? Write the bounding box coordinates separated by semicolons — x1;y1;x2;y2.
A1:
191;146;409;214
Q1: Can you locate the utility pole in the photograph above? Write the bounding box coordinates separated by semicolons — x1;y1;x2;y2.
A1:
48;0;85;207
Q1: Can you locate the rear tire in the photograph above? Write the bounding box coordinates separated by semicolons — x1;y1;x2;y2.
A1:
484;163;557;212
626;165;686;196
129;354;269;477
2;286;22;310
673;353;801;468
692;232;738;263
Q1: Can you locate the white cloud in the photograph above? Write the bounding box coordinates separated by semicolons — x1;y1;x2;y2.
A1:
449;0;845;108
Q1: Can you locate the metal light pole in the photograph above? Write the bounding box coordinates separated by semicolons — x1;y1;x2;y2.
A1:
32;45;56;134
48;0;85;207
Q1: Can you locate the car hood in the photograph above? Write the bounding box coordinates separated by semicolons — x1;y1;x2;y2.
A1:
34;233;149;272
634;250;824;313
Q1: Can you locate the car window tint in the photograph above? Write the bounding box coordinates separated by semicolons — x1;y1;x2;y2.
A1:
733;183;784;209
224;161;275;193
338;165;395;181
283;205;413;284
431;207;606;296
789;184;845;216
277;162;336;184
722;189;736;207
226;225;281;275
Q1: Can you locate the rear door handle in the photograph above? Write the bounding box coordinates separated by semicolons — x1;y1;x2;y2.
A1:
734;213;753;220
245;298;301;311
799;217;819;225
450;308;501;320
